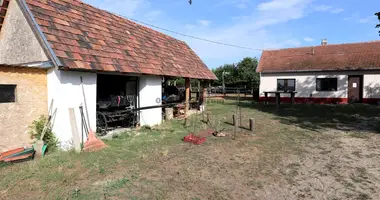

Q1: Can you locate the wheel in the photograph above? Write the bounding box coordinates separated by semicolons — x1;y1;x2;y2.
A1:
96;112;108;136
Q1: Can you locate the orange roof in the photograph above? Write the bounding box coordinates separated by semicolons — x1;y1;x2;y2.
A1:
25;0;216;80
257;41;380;73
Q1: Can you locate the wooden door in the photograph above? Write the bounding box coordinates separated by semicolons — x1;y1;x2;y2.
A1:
348;76;362;103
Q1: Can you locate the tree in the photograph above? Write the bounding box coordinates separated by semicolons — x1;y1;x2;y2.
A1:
211;57;259;87
236;57;260;87
212;64;238;86
376;12;380;35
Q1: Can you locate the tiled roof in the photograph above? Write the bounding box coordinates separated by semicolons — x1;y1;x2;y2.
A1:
257;41;380;73
0;0;10;32
25;0;216;80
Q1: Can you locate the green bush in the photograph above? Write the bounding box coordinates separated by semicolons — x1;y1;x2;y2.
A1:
29;115;58;151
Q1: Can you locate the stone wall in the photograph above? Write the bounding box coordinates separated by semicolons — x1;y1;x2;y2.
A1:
0;66;47;151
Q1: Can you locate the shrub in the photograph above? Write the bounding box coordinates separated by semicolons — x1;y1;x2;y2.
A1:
29;115;58;151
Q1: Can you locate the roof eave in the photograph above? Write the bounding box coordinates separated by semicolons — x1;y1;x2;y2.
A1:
260;67;380;73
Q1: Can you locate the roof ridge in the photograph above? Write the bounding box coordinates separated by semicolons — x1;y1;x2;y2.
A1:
263;50;380;59
264;40;380;52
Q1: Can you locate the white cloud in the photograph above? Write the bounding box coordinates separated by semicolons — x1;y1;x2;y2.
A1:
304;37;315;42
236;3;247;9
258;0;309;11
331;8;344;14
84;0;319;67
314;4;344;14
184;24;196;29
197;20;212;26
343;12;359;21
144;10;163;21
174;0;316;66
357;16;377;24
314;5;332;12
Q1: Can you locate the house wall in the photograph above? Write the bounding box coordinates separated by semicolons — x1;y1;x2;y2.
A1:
47;69;97;149
139;76;162;126
260;71;380;104
0;66;47;152
0;0;49;65
363;74;380;103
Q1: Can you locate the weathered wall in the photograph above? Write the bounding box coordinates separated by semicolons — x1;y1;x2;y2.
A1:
139;76;162;126
260;71;380;103
363;74;380;99
0;66;47;151
47;69;97;149
0;0;49;65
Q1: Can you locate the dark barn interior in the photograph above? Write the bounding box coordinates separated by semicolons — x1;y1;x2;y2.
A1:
96;74;139;135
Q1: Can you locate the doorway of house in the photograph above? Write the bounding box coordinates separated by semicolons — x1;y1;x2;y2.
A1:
348;75;363;103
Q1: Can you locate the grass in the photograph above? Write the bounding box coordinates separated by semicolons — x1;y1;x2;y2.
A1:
0;101;379;199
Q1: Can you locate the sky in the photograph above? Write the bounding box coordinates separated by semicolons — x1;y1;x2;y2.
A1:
83;0;380;69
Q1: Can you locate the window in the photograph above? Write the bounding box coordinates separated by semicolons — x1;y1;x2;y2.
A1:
277;79;296;91
0;85;16;103
316;78;337;91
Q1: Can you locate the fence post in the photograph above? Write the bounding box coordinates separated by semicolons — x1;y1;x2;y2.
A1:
249;118;255;132
207;112;212;125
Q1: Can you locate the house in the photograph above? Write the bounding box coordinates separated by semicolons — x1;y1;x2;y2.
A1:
0;0;216;150
257;40;380;104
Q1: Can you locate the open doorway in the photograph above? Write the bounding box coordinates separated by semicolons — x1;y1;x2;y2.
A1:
96;74;139;135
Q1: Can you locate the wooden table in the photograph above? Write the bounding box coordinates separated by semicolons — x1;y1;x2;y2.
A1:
264;91;297;108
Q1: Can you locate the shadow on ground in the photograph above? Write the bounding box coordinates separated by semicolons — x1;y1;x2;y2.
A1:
228;101;380;133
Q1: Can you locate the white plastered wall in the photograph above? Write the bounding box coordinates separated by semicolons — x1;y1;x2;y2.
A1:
139;76;162;126
260;72;348;98
363;74;380;99
260;71;380;100
0;0;49;64
48;69;97;149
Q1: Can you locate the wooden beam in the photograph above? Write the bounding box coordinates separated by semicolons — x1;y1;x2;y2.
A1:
184;78;190;118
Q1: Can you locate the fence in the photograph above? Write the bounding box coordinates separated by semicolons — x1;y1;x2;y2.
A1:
207;85;260;101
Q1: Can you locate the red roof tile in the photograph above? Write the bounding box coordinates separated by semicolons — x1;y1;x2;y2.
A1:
25;0;216;80
257;41;380;73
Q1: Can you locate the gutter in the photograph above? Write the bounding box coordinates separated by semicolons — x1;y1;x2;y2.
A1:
21;61;55;68
17;0;62;68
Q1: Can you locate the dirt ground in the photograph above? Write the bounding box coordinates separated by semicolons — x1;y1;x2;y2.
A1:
1;102;380;200
105;132;380;200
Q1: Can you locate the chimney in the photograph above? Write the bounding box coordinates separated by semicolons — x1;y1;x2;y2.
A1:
321;39;328;46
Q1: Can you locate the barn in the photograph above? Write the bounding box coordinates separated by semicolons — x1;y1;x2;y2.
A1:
0;0;216;150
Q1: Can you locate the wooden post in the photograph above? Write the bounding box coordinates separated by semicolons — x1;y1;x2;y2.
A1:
276;93;280;109
206;111;211;125
69;108;81;153
249;118;255;132
165;107;173;120
184;78;190;118
233;114;237;140
202;87;207;111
